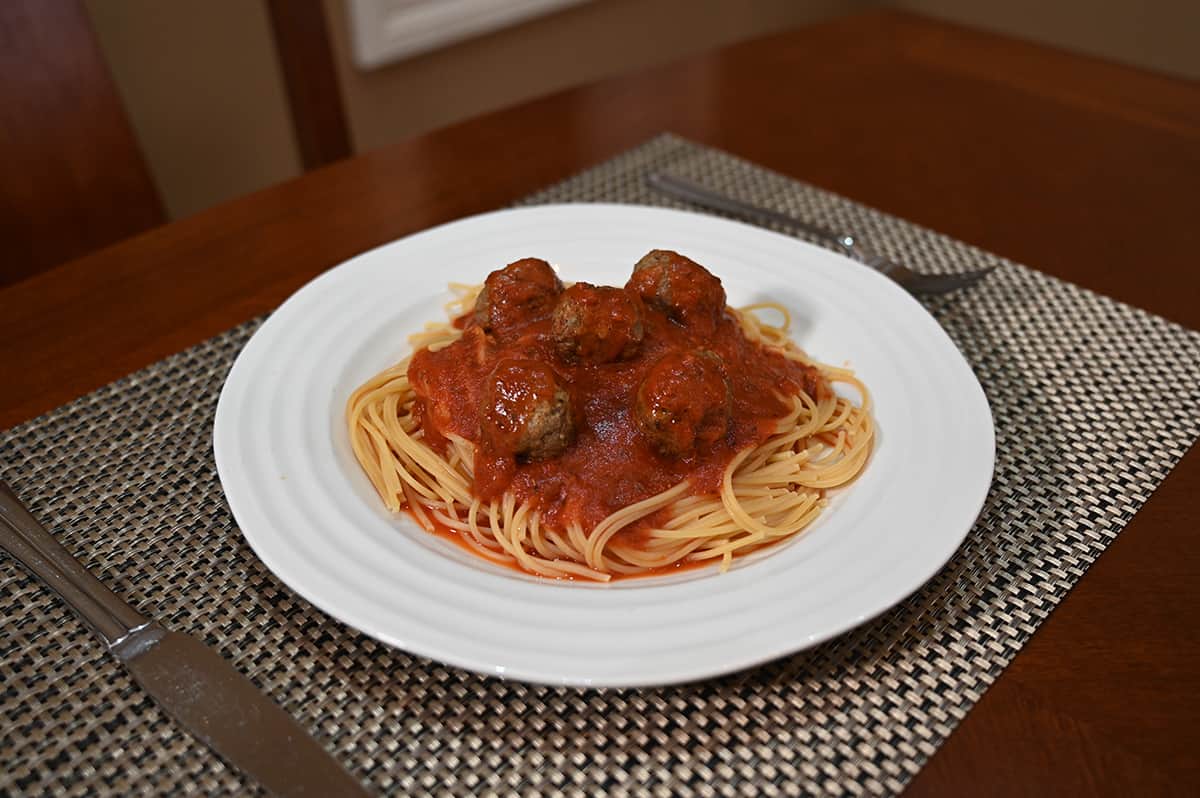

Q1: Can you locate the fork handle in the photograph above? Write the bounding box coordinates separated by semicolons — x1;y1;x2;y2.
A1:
646;172;859;257
0;481;148;646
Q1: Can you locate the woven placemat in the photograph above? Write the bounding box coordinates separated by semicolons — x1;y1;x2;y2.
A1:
3;134;1199;796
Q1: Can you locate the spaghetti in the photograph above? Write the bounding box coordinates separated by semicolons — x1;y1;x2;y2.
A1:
347;253;873;582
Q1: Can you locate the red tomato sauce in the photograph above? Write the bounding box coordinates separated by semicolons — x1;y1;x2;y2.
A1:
406;272;824;547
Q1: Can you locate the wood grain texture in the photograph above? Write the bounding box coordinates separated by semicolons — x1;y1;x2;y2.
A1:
0;0;164;286
0;9;1196;794
266;0;352;169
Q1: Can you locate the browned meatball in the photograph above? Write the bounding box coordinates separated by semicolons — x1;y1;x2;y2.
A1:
474;258;563;335
480;359;575;461
551;283;644;363
626;250;726;333
635;350;731;458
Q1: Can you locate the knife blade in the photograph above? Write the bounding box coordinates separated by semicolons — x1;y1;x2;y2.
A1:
113;623;369;796
0;481;369;797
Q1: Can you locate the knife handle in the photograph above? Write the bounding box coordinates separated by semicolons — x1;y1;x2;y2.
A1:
0;480;149;646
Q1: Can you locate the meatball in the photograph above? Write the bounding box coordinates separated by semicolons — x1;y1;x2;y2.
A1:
635;350;731;458
474;258;563;335
480;359;575;461
551;283;644;363
626;250;726;333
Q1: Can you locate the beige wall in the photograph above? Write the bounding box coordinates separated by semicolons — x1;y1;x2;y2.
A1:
84;0;302;219
86;0;867;220
891;0;1200;81
85;0;1199;221
324;0;872;153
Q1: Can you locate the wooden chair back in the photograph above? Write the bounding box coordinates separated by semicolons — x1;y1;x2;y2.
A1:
0;0;165;286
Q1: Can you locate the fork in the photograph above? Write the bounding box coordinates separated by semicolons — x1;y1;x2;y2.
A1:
645;172;994;295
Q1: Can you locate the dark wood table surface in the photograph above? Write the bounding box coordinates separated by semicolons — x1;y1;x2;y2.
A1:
2;9;1197;795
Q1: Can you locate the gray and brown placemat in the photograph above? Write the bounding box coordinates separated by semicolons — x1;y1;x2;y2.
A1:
3;134;1199;796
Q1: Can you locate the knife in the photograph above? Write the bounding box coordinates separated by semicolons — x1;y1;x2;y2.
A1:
0;480;370;797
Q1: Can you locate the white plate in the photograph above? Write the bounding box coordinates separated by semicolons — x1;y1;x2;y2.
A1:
214;204;994;687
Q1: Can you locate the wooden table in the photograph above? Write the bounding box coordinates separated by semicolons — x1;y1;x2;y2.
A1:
2;9;1197;794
